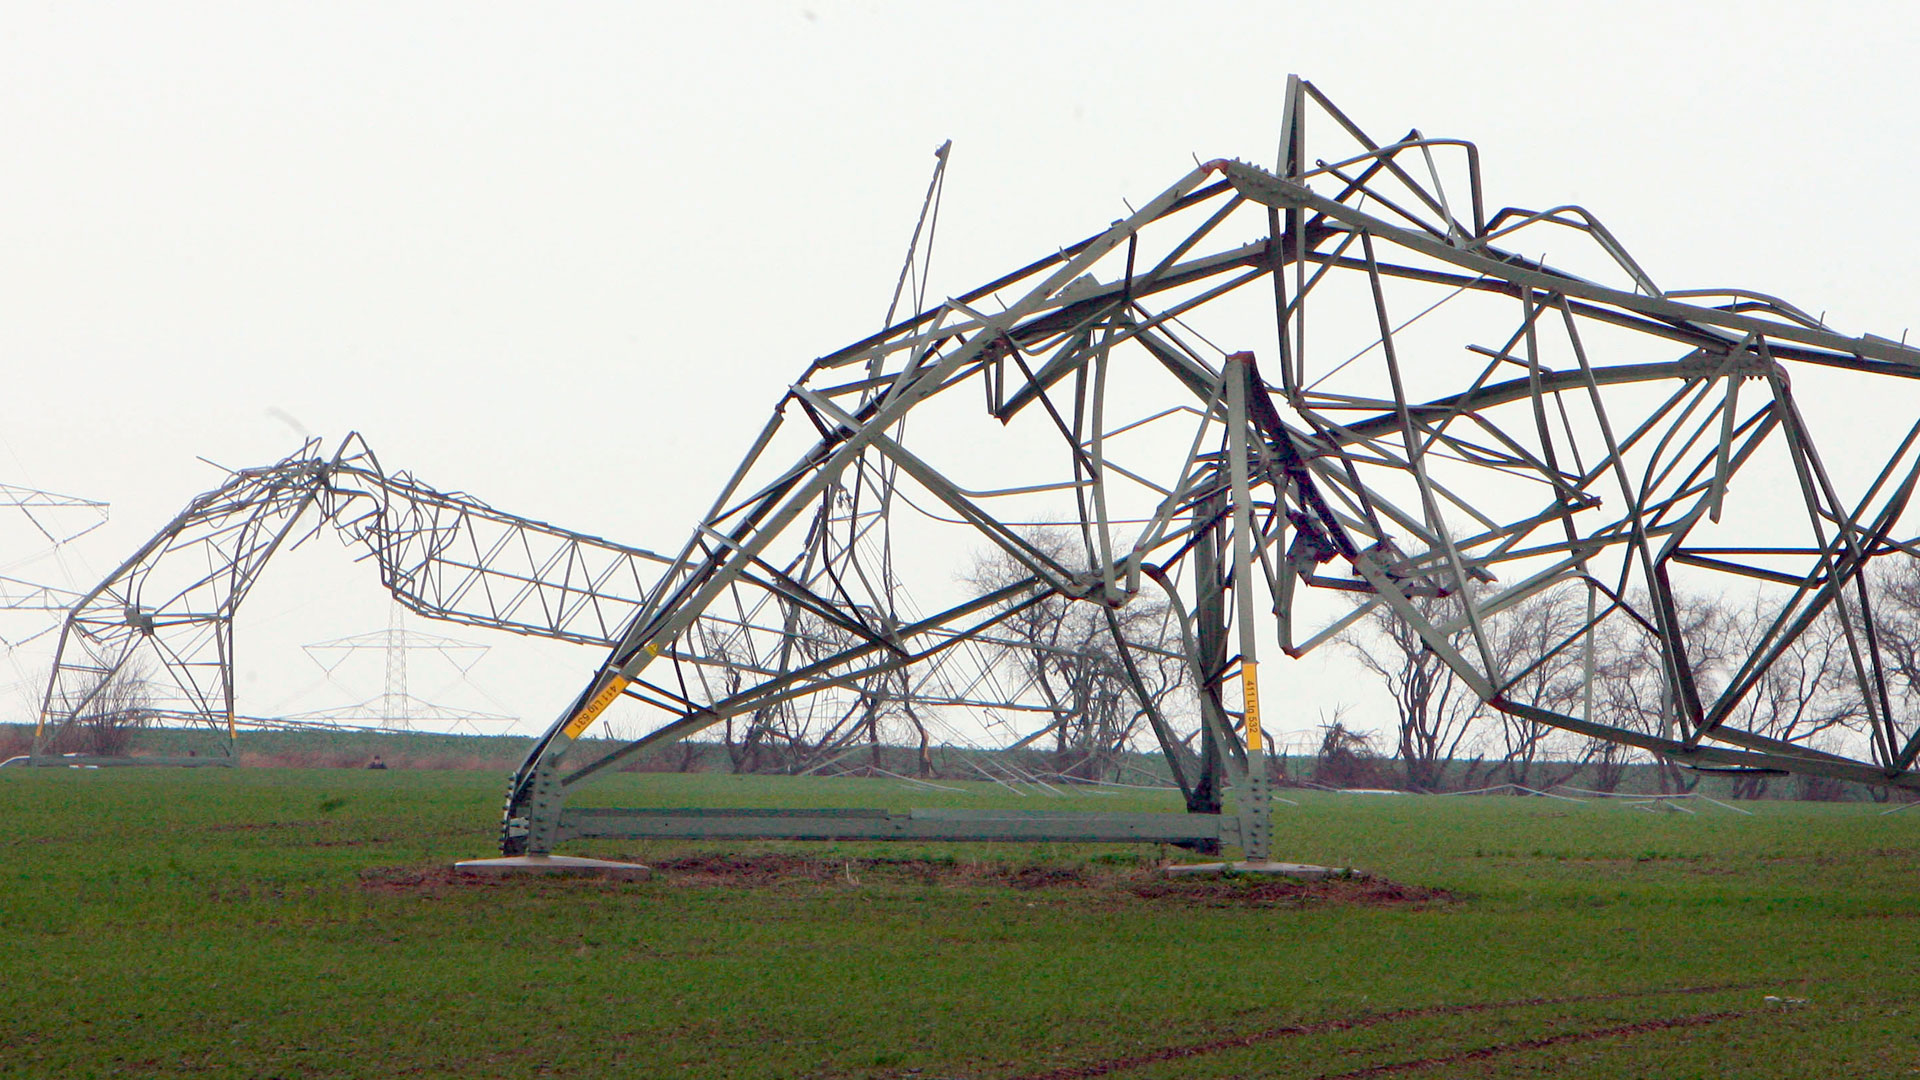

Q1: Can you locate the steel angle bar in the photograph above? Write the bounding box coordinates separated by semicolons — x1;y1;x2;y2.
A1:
1329;354;1758;447
1286;592;1385;658
791;390;1083;589
1642;417;1781;563
1434;557;1586;640
556;579;1048;786
557;806;1229;845
1758;370;1898;754
809;179;1236;376
0;576;84;611
1497;699;1920;793
1244;168;1920;371
1003;295;1239;424
1490;590;1618;702
1099;603;1202;806
1298;79;1480;234
1443;503;1610;572
1479;205;1659;295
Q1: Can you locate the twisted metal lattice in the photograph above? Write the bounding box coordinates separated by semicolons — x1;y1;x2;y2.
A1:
34;435;673;751
502;77;1920;852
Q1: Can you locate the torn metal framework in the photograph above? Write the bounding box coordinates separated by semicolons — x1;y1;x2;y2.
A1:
501;77;1920;858
33;434;674;754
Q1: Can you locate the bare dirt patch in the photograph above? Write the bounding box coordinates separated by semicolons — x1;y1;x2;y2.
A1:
648;854;1453;907
1128;874;1452;908
359;865;508;896
649;852;846;886
357;853;1451;908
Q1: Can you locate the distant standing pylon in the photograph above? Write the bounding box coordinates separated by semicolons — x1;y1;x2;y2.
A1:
383;603;408;731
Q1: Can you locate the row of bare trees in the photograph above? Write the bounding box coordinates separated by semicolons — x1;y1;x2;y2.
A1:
671;521;1920;799
1338;563;1920;796
671;529;1189;783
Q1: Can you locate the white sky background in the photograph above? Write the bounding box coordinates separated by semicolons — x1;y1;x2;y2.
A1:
2;0;1917;749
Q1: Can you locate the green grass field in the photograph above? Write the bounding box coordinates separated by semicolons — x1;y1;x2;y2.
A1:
3;766;1917;1078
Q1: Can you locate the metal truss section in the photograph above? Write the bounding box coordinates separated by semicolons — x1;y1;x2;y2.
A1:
505;76;1920;856
0;482;109;548
34;436;669;755
327;439;673;646
0;576;82;613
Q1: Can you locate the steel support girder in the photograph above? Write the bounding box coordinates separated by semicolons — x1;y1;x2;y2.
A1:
1496;699;1920;793
331;456;673;647
557;807;1234;846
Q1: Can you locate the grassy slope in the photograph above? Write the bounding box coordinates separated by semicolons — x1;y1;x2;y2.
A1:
2;768;1916;1079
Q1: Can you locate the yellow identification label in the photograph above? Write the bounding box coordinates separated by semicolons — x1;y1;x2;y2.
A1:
561;674;632;740
1243;661;1263;752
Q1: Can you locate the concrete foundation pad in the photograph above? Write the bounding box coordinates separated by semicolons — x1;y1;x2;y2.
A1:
1163;860;1351;880
454;855;652;881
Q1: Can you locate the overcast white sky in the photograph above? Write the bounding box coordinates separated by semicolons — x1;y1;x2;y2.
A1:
2;1;1917;746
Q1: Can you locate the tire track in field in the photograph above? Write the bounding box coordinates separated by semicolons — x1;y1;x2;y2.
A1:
1308;1010;1746;1078
1003;982;1763;1080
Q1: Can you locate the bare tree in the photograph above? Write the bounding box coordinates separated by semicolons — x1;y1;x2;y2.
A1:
687;605;945;778
1309;715;1391;789
786;611;937;778
1342;593;1483;792
1579;588;1871;798
1867;556;1920;766
1485;584;1591;788
1708;592;1867;799
56;660;157;757
1587;591;1733;794
966;529;1188;782
689;619;792;773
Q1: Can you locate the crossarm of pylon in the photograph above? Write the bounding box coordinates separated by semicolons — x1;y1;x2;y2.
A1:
0;575;83;610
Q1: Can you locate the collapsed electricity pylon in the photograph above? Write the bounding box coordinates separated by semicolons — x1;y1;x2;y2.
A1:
33;434;672;755
498;76;1920;860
